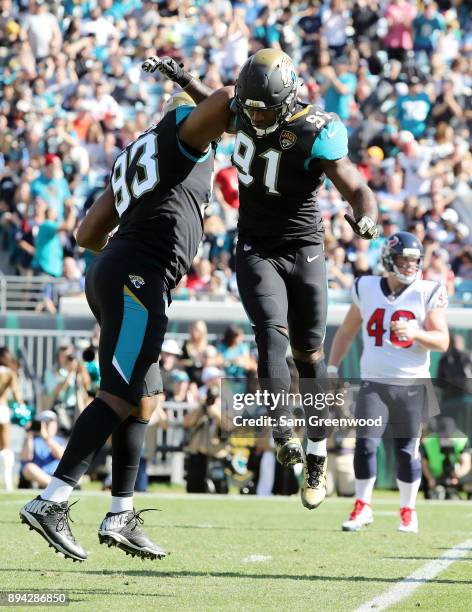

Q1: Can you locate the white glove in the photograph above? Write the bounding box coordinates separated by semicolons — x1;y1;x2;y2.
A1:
141;56;161;74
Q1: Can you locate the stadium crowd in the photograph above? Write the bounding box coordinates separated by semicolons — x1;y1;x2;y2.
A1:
0;0;471;305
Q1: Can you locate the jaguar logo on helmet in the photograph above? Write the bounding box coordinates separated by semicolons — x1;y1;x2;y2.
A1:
279;130;297;150
279;56;296;88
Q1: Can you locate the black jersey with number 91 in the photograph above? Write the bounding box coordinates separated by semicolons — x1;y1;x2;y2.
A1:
232;103;348;249
107;106;214;289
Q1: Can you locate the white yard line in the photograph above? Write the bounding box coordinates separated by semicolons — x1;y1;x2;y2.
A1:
355;538;472;612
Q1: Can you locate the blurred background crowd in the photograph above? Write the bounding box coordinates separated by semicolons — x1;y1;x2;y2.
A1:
0;0;471;305
0;0;472;496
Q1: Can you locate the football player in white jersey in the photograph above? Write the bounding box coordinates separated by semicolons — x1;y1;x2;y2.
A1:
328;231;449;533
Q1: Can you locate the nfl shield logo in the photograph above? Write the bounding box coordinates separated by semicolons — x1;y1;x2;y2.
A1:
279;130;297;150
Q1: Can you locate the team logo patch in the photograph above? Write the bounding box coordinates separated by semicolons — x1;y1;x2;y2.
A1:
279;130;297;150
129;275;145;289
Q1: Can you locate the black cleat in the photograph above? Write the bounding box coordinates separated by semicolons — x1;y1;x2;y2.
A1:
274;437;304;466
98;509;167;560
20;496;87;561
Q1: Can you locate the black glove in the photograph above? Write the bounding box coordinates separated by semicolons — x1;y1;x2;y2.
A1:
344;214;378;240
141;55;193;88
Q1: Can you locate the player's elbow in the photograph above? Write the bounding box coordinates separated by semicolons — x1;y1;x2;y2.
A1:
76;222;101;251
437;333;450;353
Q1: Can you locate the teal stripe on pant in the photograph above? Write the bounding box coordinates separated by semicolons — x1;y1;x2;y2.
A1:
112;291;148;384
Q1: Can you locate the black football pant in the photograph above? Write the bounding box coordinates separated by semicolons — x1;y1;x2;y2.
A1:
236;239;328;441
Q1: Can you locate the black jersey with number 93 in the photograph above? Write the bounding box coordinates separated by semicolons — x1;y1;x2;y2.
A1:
107;106;214;289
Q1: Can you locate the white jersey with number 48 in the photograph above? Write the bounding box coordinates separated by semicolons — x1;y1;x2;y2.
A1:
352;276;448;379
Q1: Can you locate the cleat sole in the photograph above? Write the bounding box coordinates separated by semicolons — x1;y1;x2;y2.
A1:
19;509;87;562
98;531;166;560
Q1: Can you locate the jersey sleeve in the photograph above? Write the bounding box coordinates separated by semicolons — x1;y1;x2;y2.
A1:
174;105;212;163
427;284;448;311
305;119;348;168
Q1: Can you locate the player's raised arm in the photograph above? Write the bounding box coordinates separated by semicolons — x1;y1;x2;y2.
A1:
142;55;214;103
321;155;378;240
177;86;234;152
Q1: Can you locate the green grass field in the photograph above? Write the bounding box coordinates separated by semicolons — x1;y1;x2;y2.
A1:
1;491;471;611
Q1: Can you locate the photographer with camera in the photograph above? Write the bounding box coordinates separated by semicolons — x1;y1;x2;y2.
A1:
422;417;471;500
42;345;90;434
183;375;230;494
20;411;65;488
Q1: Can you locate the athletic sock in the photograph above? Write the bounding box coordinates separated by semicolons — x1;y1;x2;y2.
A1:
41;476;74;504
52;397;123;489
110;496;134;514
355;477;376;505
306;438;327;457
397;478;421;509
294;357;328;441
110;415;149;499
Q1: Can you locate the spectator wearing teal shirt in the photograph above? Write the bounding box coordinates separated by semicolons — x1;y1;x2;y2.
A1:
30;154;71;221
217;324;252;379
397;79;431;139
322;56;357;121
413;3;444;57
32;206;76;277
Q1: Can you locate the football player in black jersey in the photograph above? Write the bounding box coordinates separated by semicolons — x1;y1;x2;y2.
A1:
19;86;233;561
149;49;378;510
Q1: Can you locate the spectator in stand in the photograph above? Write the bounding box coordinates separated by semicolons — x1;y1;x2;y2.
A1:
384;0;417;62
217;325;254;379
397;77;432;139
181;320;210;386
413;2;444;60
30;154;71;221
159;339;183;399
321;55;357;121
31;203;76;277
20;411;65;488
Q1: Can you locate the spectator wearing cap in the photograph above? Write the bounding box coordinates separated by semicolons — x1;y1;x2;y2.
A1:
397;77;431;139
168;369;199;406
20;411;65;488
160;339;183;398
320;55;357;121
30;154;71;222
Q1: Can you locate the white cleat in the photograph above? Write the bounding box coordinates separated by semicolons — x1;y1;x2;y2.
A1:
342;499;373;532
398;507;418;533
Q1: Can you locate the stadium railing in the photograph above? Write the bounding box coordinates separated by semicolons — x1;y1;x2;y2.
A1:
0;274;65;313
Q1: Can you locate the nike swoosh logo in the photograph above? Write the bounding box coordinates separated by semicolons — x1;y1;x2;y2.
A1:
407;391;418;396
307;255;319;263
243;244;252;252
327;126;339;139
